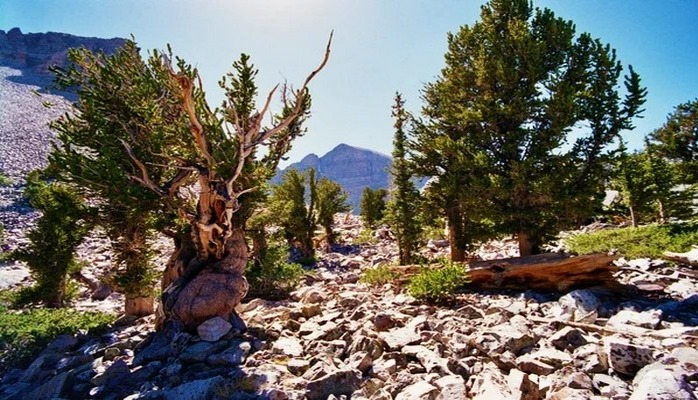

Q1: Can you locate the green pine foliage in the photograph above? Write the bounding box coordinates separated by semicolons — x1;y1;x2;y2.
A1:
410;0;646;257
612;144;695;226
360;187;388;229
11;171;91;307
269;168;348;261
269;169;318;261
647;98;698;183
245;243;305;300
316;177;350;245
407;262;468;304
386;93;423;265
48;41;191;310
565;222;698;259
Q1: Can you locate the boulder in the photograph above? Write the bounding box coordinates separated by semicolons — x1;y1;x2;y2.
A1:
558;289;601;324
207;341;251;367
379;326;421;350
272;336;304;357
630;347;698;400
470;362;514;399
434;375;466;399
395;381;438;400
305;368;362;400
164;376;225;400
179;340;229;364
606;309;662;330
197;316;232;342
604;335;656;376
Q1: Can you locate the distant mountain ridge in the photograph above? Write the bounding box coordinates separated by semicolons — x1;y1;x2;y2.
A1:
0;28;126;77
275;144;392;211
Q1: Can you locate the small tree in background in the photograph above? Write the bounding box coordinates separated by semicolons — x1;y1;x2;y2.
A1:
316;177;350;246
12;171;91;307
269;168;318;262
360;187;388;229
647;98;698;183
385;92;422;265
613;142;696;226
269;168;349;260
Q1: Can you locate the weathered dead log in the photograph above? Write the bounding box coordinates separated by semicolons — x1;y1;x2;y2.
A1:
389;253;621;293
663;247;698;267
467;253;619;292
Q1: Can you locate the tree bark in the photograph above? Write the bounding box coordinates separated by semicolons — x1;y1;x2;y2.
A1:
517;231;541;256
125;296;154;317
159;225;249;331
468;253;620;292
446;206;466;262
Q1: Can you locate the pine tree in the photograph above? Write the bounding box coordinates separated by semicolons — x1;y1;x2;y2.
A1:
50;36;331;329
316;177;350;246
385;93;422;265
411;0;646;256
647;98;698;183
360;187;388;229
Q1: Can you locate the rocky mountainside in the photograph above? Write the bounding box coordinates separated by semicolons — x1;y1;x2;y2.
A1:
1;215;697;399
0;28;125;78
0;29;126;235
275;144;392;211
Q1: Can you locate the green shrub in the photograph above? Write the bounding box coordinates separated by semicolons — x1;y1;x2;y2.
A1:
355;228;378;244
0;174;11;186
246;244;305;300
360;265;399;286
11;171;91;307
565;222;698;259
0;306;114;369
407;263;468;304
360;187;388;229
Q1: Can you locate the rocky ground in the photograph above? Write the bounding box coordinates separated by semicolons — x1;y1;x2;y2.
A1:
0;212;697;400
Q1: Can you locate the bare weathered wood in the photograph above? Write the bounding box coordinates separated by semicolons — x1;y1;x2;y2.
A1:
390;253;620;293
467;253;619;292
663;247;698;267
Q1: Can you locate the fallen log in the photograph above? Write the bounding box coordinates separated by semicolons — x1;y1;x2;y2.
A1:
663;247;698;267
466;253;619;292
389;253;621;293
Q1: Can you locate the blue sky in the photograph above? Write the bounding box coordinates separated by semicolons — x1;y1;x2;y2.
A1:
2;0;697;166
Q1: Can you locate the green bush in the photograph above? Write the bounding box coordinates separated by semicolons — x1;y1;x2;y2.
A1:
565;222;698;259
355;228;378;245
11;171;91;307
360;265;399;286
360;187;388;229
246;244;305;300
0;303;114;369
0;174;11;186
407;263;468;304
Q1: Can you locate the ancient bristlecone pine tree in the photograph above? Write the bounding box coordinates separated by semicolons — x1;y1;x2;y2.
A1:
50;36;331;330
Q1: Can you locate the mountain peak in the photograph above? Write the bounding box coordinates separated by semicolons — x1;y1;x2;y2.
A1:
275;143;392;211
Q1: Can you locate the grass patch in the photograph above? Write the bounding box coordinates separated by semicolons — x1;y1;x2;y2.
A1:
360;265;399;286
355;228;378;245
407;263;468;304
0;291;115;369
565;222;698;259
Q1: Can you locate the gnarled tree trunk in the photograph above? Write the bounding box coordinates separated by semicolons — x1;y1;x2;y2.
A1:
158;180;249;331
